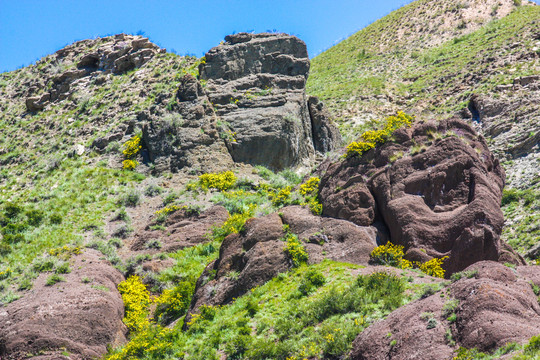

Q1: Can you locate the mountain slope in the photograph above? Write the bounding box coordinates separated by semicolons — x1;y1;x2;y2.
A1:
308;0;540;257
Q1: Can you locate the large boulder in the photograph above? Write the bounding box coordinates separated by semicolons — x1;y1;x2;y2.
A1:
0;250;126;360
185;205;377;323
351;262;540;360
320;118;522;275
200;33;340;170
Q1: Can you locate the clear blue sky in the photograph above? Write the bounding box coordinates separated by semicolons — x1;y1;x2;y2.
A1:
1;0;537;73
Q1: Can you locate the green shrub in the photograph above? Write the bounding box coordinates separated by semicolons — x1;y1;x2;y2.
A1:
3;202;22;219
284;233;308;267
154;281;194;324
25;209;44;226
144;184;163;197
297;269;326;296
45;274;65;286
118;189;141;207
55;262;71;274
0;243;11;256
49;213;63;225
524;335;540;354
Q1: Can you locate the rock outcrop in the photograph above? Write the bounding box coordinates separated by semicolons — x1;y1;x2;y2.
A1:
129;205;229;253
0;250;126;360
185;205;377;322
142;74;234;173
351;261;540;360
199;33;341;170
319;118;522;276
464;86;540;189
26;34;161;112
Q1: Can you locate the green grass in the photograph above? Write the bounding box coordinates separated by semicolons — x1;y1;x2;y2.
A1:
308;5;540;122
106;260;432;360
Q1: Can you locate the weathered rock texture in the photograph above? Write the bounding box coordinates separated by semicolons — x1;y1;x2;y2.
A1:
0;250;126;360
142;74;234;173
200;33;341;169
185;205;377;322
129;205;229;253
26;34;161;112
351;261;540;360
464;83;540;190
319;118;522;276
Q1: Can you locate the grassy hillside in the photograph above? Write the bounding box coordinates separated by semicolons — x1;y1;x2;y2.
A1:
308;1;538;131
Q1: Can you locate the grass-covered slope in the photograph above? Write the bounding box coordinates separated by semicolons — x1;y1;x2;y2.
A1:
308;1;538;131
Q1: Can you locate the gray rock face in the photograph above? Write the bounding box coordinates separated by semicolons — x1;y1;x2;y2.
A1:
142;74;234;174
200;33;341;170
464;85;540;189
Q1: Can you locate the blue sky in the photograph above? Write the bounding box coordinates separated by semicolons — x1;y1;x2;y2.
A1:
1;0;538;73
0;0;416;72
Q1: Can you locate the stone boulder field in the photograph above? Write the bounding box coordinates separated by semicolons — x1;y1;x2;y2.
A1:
1;1;540;359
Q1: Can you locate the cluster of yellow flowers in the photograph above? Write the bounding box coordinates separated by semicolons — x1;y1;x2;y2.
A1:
284;233;308;267
117;275;151;332
197;171;237;191
221;205;256;235
122;135;142;170
370;242;412;269
154;205;187;216
122;135;142;158
308;198;323;215
107;326;172;360
346;111;414;158
270;186;292;207
419;257;449;278
370;242;448;278
48;245;81;260
299;177;320;196
0;267;11;280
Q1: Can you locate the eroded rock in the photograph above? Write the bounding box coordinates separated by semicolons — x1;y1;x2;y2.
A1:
185;205;377;322
351;261;540;360
200;33;340;170
320;118;521;275
129;205;229;253
0;250;126;360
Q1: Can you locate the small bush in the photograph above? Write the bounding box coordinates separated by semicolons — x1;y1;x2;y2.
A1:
49;213;63;225
419;257;448;278
45;274;65;286
154;281;194;324
122;135;142;158
3;202;22;219
346;111;413;158
298;269;326;296
197;171;237;191
117;275;151;331
0;242;11;255
25;209;44;226
118;189;141;207
370;242;412;269
284;233;308;267
144;184;164;197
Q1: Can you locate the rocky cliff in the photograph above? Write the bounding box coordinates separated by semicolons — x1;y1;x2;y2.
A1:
0;1;539;359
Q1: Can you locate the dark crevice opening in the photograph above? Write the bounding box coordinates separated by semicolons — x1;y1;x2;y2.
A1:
468;100;481;123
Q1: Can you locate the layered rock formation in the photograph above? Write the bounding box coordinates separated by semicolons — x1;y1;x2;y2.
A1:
351;261;540;360
185;205;377;322
199;33;341;169
0;250;126;360
26;34;162;112
320;118;522;275
464;78;540;189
